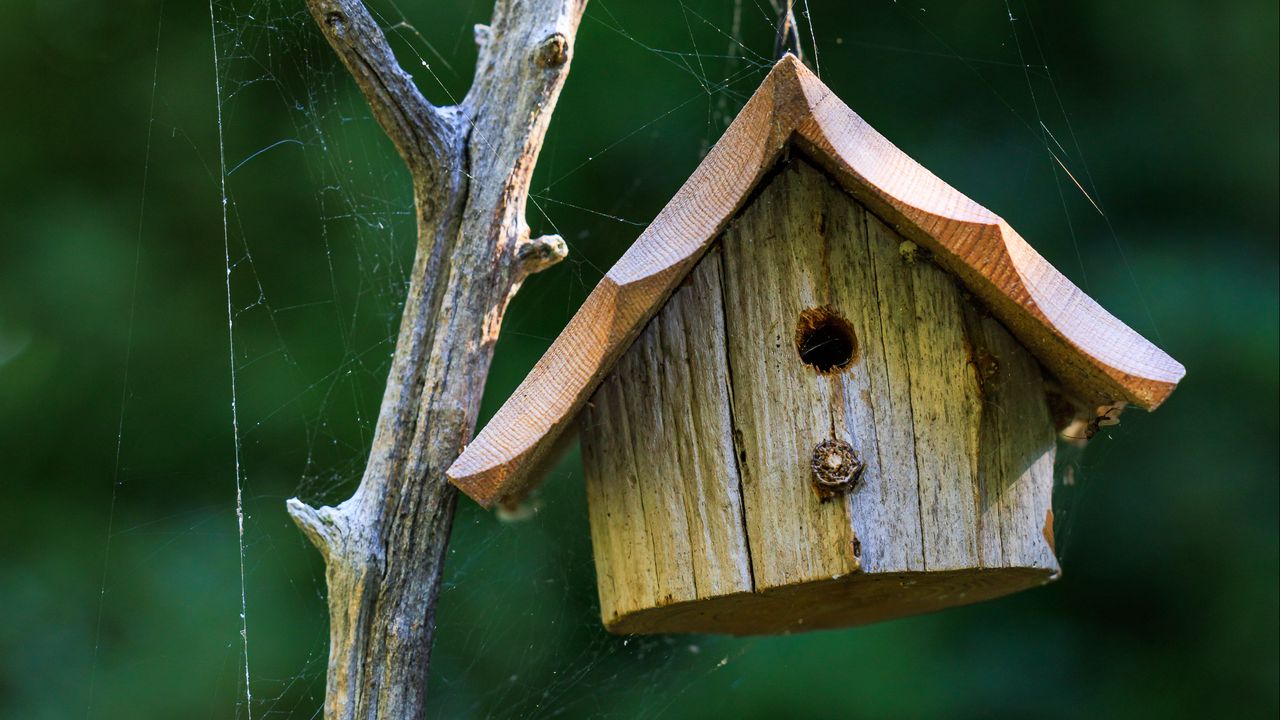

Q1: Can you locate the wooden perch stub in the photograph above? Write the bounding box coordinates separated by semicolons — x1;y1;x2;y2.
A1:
446;55;1184;509
810;439;863;501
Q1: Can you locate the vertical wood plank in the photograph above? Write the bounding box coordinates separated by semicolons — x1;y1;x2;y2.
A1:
656;251;755;597
823;184;926;574
863;212;982;571
582;253;754;625
579;414;620;620
971;348;1008;569
615;322;700;606
720;163;860;590
967;308;1059;572
581;376;659;619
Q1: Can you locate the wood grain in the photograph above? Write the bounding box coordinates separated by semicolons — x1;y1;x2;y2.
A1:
284;1;587;716
606;567;1055;636
966;305;1059;572
581;252;753;625
655;252;755;597
583;161;1061;634
823;173;926;575
719;164;860;591
448;55;1183;508
860;209;983;572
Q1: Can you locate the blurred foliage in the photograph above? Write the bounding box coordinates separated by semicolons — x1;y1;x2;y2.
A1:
0;1;1276;718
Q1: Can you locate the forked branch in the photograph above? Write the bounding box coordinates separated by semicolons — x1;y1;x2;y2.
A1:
285;1;586;718
304;0;450;176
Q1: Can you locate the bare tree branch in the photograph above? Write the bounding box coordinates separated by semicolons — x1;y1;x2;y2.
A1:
286;0;587;717
303;0;451;176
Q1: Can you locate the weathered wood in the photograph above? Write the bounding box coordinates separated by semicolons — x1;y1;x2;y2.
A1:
966;305;1059;572
617;327;700;606
860;208;983;572
284;1;586;717
580;374;661;618
605;567;1054;635
719;164;860;591
582;160;1060;635
447;55;1183;509
825;182;925;574
654;251;754;597
581;252;753;626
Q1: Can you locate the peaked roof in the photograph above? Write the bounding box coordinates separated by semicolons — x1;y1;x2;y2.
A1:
448;55;1184;508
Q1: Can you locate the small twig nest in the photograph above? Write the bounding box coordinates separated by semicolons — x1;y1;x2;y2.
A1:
810;439;864;501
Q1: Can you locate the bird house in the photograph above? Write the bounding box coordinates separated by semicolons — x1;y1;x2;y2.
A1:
447;56;1183;635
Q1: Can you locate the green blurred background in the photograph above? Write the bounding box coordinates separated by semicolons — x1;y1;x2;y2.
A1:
1;1;1276;717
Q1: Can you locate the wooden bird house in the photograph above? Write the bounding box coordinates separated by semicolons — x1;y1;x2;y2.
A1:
447;56;1183;635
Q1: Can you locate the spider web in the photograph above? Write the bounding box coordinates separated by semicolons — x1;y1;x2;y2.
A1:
81;1;1160;717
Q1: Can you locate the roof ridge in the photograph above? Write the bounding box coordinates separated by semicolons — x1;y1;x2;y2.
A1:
446;57;1183;508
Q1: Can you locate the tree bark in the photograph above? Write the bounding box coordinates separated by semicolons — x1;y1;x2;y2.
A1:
285;0;586;717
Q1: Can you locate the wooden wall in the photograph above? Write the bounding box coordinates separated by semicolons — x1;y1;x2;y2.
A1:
581;159;1058;635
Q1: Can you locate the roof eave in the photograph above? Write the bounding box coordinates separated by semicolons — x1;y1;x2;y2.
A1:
447;55;1183;508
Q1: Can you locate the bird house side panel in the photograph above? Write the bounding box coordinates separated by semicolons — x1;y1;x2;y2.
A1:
963;307;1059;573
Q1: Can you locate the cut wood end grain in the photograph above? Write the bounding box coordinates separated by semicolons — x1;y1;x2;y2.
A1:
604;567;1057;636
446;54;1183;508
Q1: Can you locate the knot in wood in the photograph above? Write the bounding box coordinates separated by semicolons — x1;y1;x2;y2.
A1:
898;240;919;264
810;439;862;501
537;33;570;68
516;233;568;277
324;11;346;36
972;348;1000;389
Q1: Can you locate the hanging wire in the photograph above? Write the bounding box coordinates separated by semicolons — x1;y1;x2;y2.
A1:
773;0;803;62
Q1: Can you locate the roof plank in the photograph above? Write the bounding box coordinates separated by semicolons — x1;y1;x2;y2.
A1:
447;55;1183;508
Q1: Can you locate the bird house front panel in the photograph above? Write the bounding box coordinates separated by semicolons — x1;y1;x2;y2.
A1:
453;58;1181;638
580;158;1059;635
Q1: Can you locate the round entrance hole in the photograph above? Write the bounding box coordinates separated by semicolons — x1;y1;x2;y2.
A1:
795;307;857;373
